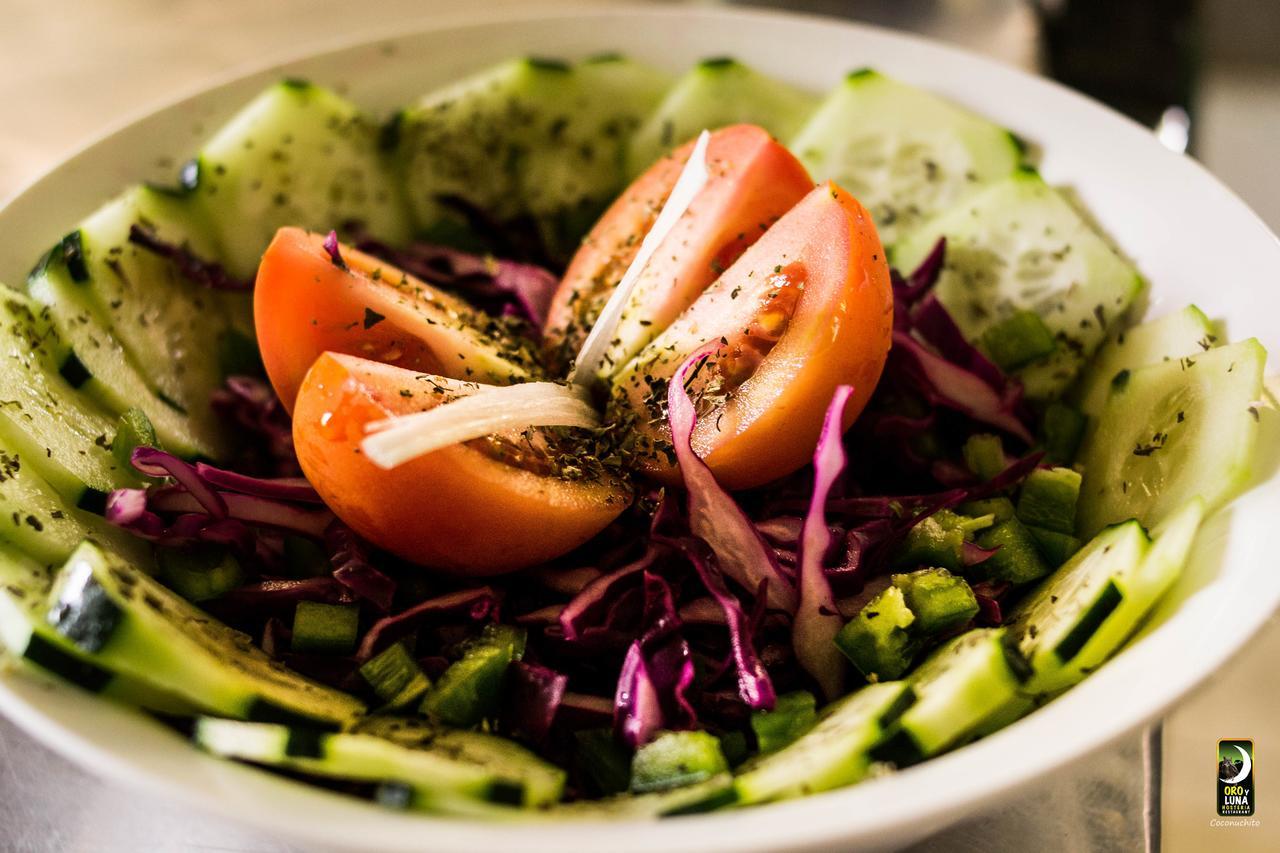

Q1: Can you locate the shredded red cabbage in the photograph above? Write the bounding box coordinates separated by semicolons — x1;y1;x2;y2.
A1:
356;236;559;327
210;376;299;477
326;521;396;612
793;385;854;701
668;349;797;613
128;224;251;291
613;568;698;748
502;662;568;747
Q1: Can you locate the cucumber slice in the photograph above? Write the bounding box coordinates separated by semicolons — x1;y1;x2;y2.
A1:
1070;501;1203;674
0;546;188;712
1074;304;1218;418
64;186;237;456
46;541;364;727
791;69;1023;247
192;80;410;280
195;715;565;809
1005;520;1150;696
733;681;914;805
893;170;1145;399
870;628;1029;765
0;293;135;506
554;774;738;820
26;245;219;460
0;441;145;567
1076;339;1265;536
625;58;819;177
395;56;670;259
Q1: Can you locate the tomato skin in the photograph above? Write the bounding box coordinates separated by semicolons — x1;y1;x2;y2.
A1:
613;181;893;491
543;124;813;372
292;352;631;575
255;228;533;414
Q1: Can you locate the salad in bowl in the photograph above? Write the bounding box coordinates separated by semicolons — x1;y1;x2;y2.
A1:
0;47;1267;824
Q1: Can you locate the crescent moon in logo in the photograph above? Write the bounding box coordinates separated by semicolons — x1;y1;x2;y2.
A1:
1221;745;1252;785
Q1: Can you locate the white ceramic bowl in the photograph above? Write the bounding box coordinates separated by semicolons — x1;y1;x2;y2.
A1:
2;6;1278;851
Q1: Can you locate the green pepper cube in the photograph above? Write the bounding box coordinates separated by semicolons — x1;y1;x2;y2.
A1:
113;407;158;470
1042;402;1087;465
631;730;729;794
576;728;632;796
1016;466;1082;534
291;601;359;655
420;624;527;727
974;518;1052;584
359;641;432;708
892;568;979;635
835;585;918;681
963;433;1006;481
157;545;244;603
1026;524;1083;568
750;691;817;755
980;310;1056;370
894;510;969;570
959;496;1016;523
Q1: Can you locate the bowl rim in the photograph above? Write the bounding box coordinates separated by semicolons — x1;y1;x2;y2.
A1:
1;4;1278;851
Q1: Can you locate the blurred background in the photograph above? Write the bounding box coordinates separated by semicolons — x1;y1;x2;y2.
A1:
0;1;1276;851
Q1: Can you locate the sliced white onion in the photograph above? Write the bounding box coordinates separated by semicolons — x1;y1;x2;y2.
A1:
570;129;711;385
361;382;600;470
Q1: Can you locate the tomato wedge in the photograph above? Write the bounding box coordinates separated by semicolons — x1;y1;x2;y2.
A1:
543;124;813;374
292;352;631;574
255;228;538;413
612;181;893;491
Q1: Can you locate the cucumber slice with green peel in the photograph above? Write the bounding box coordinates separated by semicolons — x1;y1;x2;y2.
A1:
1076;339;1265;536
1074;305;1218;418
791;69;1023;247
0;546;189;712
1009;503;1203;697
46;541;364;727
358;716;566;807
625;58;819;177
554;775;738;819
61;186;237;456
0;293;136;506
630;730;729;794
733;681;914;805
191;80;411;280
870;628;1029;766
395;56;670;259
194;716;565;809
892;170;1145;400
1005;520;1150;696
0;444;146;566
26;253;219;461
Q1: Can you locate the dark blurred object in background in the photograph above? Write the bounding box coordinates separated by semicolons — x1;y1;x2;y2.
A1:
1034;0;1198;152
